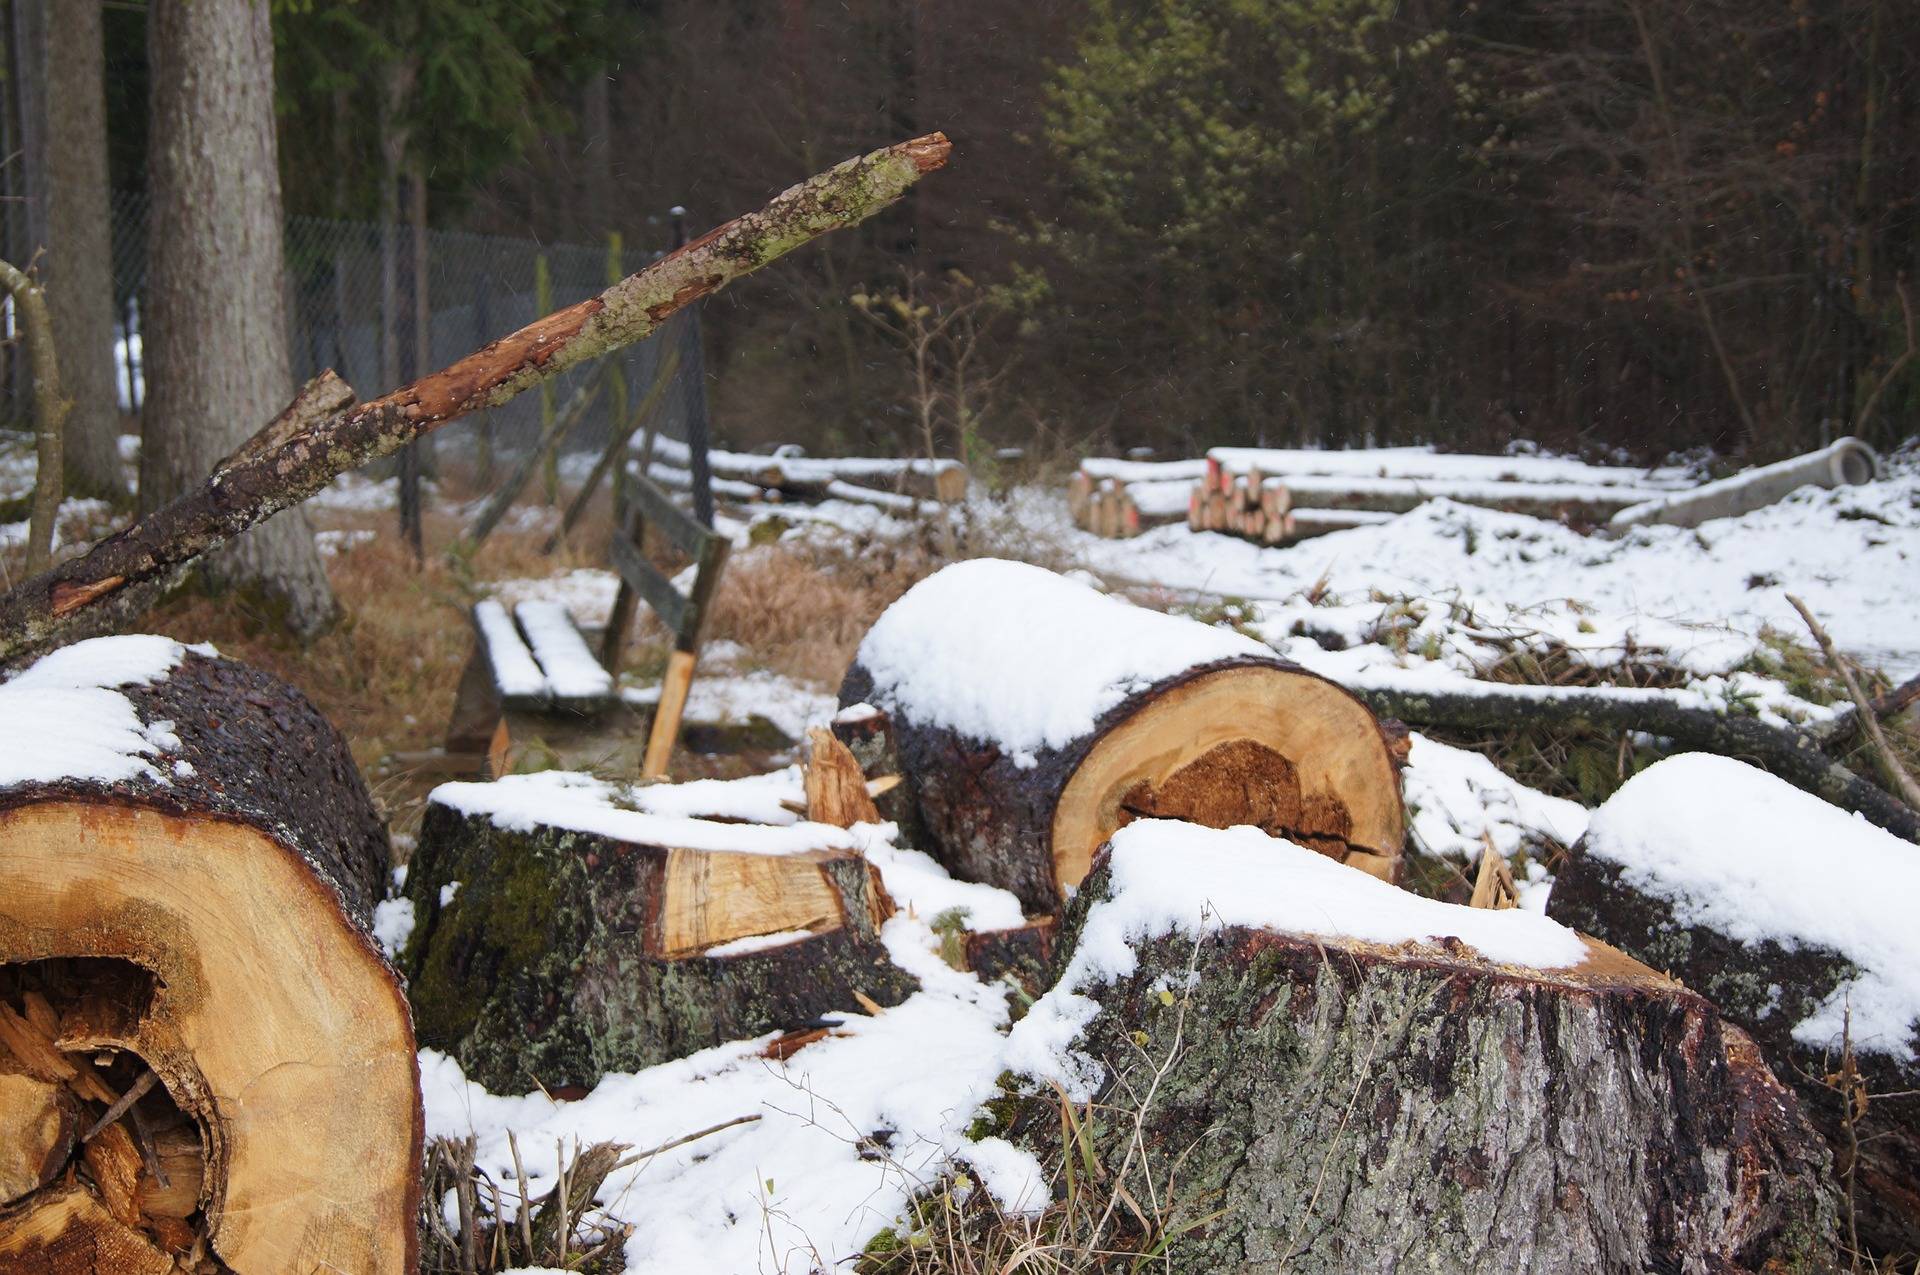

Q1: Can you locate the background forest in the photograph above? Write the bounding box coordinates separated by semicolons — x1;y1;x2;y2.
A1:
93;0;1920;465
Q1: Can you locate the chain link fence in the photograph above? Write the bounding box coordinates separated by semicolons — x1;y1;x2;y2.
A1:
103;190;708;475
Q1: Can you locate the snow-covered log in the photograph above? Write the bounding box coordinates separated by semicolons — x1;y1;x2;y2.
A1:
0;637;419;1274
1207;444;1695;490
1548;754;1920;1257
1000;821;1839;1273
1612;437;1881;529
402;773;914;1092
838;561;1405;912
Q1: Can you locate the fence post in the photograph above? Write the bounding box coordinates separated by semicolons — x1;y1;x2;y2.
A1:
670;207;716;528
535;252;558;505
605;232;628;510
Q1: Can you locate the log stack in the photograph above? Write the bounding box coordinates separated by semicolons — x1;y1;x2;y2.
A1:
402;772;914;1092
638;436;966;516
837;560;1405;913
0;637;419;1274
998;821;1840;1272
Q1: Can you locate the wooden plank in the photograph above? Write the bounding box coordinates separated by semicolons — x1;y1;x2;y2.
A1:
607;534;688;638
675;531;732;650
642;649;699;779
465;372;604;549
544;345;681;554
618;472;712;558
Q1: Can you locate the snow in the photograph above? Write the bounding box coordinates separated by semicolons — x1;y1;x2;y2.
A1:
431;771;858;858
626;766;806;826
515;601;614;700
490;569;623;630
854;559;1270;767
850;825;1029;931
421;912;1015;1274
1078;457;1209;484
372;897;416;958
1006;820;1592;1100
0;635;211;788
621;670;834;746
1274;472;1666;507
702;929;816;957
1401;733;1590;862
472;599;547;699
1578;754;1920;1060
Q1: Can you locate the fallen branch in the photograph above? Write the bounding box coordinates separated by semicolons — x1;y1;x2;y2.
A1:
1787;593;1920;809
1348;680;1920;843
1815;669;1920;753
0;133;951;666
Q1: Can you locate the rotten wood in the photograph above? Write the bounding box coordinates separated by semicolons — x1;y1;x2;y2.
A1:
0;133;952;668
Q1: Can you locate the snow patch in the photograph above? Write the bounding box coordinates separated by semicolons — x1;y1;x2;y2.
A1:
0;635;210;787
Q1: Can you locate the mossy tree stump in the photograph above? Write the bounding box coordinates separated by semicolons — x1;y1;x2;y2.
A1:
404;779;916;1093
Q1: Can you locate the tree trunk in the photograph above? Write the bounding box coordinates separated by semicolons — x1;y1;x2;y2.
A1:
403;783;915;1093
1551;847;1920;1257
39;0;125;503
0;641;419;1273
1003;850;1839;1273
140;0;337;636
838;656;1404;915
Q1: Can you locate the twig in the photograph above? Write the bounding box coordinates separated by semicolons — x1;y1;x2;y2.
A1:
0;133;951;667
80;1068;158;1141
611;1112;763;1171
1787;593;1920;810
0;257;70;574
1854;277;1917;434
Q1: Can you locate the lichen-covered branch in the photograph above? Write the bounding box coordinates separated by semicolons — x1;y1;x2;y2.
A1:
0;133;950;666
0;258;71;575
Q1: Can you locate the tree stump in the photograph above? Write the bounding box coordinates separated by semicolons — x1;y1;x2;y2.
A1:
0;636;419;1273
999;821;1839;1273
839;560;1403;913
403;773;916;1092
1548;753;1920;1258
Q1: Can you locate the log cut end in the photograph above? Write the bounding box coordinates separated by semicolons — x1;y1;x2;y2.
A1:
1054;662;1405;893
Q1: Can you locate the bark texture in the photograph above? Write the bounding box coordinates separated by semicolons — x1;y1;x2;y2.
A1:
1549;851;1920;1258
40;0;124;502
839;656;1403;914
1004;858;1840;1273
140;0;337;635
404;799;916;1093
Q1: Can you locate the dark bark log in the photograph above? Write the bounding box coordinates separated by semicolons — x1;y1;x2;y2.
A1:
1001;854;1840;1273
1349;680;1920;843
142;0;338;637
404;795;916;1093
1549;851;1920;1258
838;656;1404;914
0;644;418;1272
0;133;952;670
961;918;1056;999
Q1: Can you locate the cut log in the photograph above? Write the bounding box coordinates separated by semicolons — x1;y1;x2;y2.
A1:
0;636;419;1274
404;773;913;1092
1613;436;1881;529
1547;754;1920;1257
839;560;1403;912
804;727;882;828
0;1073;75;1205
1000;822;1839;1273
1207;444;1695;490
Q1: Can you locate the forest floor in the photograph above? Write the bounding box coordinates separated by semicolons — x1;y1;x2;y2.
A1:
3;436;1918;1271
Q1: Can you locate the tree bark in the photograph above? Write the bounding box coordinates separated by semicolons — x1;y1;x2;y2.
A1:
1550;850;1920;1258
38;0;125;503
838;656;1405;914
140;0;338;637
404;792;915;1093
0;644;418;1273
1001;854;1840;1273
0;259;68;575
0;133;951;669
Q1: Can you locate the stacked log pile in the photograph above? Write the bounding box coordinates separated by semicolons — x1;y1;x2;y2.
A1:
1068;440;1879;542
0;637;419;1274
637;435;966;516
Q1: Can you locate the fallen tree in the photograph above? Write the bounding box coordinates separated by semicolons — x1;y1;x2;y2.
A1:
0;636;418;1273
838;560;1404;913
999;821;1839;1272
0;132;951;669
1346;676;1920;843
1548;754;1920;1258
403;773;913;1092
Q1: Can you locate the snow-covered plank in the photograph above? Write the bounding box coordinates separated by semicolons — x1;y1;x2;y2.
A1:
471;598;548;701
513;600;613;703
